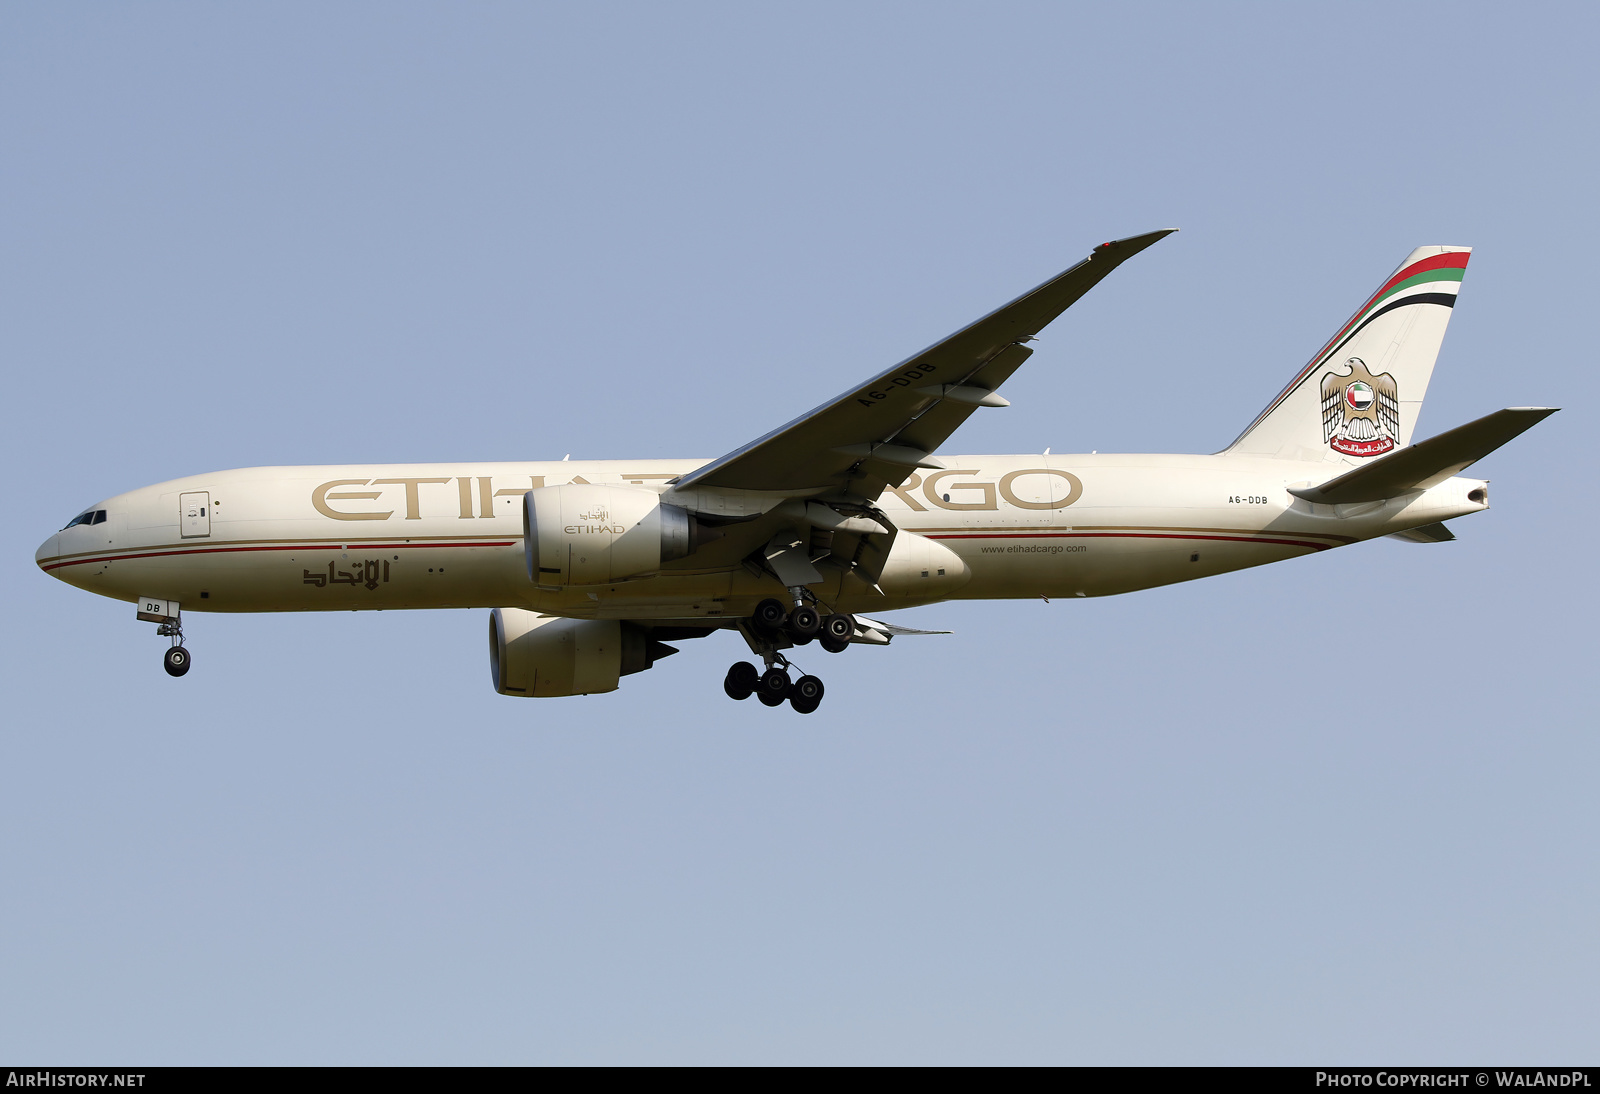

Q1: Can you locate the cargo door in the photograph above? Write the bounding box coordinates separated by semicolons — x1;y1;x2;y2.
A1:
180;491;211;538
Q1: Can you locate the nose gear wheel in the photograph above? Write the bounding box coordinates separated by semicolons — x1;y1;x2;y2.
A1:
162;645;191;677
154;615;191;677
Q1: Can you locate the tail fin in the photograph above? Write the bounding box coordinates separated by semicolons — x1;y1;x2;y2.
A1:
1226;246;1471;461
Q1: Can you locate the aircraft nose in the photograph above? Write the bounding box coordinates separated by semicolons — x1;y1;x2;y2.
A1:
36;532;60;573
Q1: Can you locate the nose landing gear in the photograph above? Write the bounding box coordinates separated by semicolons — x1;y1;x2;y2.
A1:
140;599;191;677
157;619;190;677
156;614;189;674
162;643;191;677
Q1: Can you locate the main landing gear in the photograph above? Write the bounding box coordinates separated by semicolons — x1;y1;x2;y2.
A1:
723;659;825;714
723;597;853;714
753;595;852;653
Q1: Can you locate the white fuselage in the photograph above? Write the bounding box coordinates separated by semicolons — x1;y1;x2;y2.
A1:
36;453;1488;620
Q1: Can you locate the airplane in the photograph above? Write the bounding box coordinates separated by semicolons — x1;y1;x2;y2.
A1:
36;231;1556;714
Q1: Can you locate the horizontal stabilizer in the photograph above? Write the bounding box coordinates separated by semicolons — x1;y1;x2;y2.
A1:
1289;407;1558;504
1389;522;1456;543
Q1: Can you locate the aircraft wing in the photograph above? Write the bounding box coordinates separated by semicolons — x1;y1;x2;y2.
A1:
670;229;1175;504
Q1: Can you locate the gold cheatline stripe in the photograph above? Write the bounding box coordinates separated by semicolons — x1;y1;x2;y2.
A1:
42;532;523;564
915;524;1358;543
43;524;1358;566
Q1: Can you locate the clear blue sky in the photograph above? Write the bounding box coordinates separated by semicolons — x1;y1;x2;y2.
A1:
3;2;1594;1064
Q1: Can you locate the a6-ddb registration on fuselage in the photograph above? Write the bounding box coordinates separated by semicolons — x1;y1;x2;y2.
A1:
37;231;1555;714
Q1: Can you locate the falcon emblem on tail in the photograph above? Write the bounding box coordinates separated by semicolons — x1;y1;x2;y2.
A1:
1321;357;1399;457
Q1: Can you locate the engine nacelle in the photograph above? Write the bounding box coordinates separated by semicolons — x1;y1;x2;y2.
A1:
489;608;673;697
877;531;972;599
524;484;699;589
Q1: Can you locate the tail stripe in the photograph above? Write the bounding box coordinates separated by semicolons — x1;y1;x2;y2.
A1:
1232;251;1470;445
1319;292;1458;361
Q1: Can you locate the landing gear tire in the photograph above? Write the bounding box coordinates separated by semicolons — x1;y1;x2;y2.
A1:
785;605;821;643
819;635;849;654
723;661;759;701
789;674;824;714
163;646;191;678
757;666;791;706
752;598;788;635
822;613;854;643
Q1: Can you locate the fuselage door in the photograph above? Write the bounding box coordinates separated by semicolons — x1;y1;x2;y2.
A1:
180;491;211;538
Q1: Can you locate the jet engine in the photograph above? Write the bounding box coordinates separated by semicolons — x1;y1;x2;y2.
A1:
489;608;677;697
524;484;714;589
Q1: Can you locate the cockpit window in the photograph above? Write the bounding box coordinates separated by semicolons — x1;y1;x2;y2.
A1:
62;509;107;530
